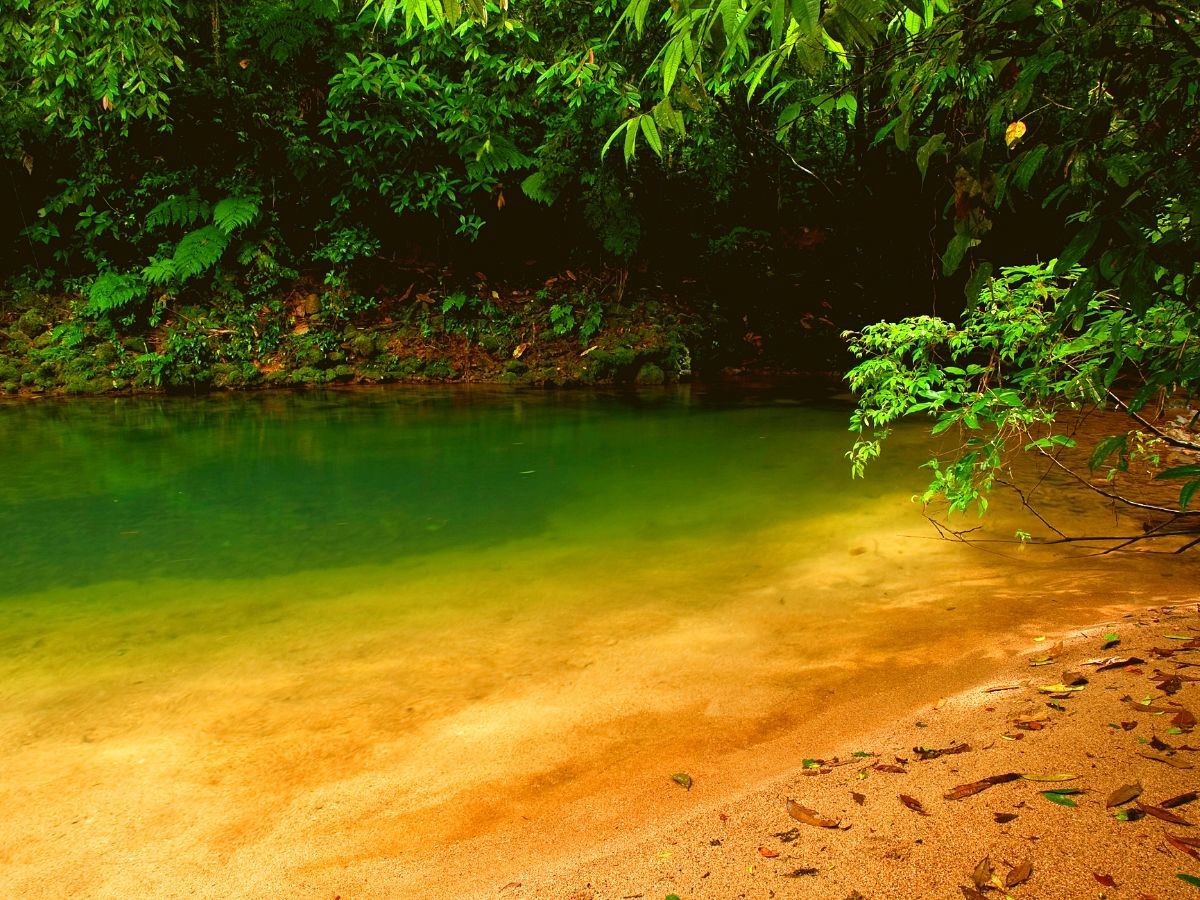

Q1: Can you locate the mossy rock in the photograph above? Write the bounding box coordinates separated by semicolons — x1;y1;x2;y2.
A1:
212;362;263;388
349;333;377;359
504;359;527;375
497;371;525;385
94;342;121;365
64;375;111;395
3;381;19;393
63;356;98;379
421;358;458;380
584;346;638;381
635;363;666;385
15;309;45;338
0;359;20;384
331;364;355;381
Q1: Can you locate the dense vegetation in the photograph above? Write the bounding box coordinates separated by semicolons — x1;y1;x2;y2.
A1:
1;0;1197;535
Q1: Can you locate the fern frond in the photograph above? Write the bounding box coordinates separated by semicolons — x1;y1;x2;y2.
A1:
86;272;144;315
171;226;229;279
146;193;211;230
212;196;261;234
142;256;178;285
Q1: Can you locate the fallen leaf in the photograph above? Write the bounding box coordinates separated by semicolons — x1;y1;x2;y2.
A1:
1102;632;1120;649
873;763;907;774
1140;751;1194;769
944;773;1021;801
972;856;994;889
1013;720;1045;731
1042;791;1078;807
851;792;866;805
984;684;1023;693
1157;675;1184;696
1094;873;1117;888
1173;709;1198;730
1039;683;1085;693
1006;859;1033;888
1165;833;1200;848
1136;802;1193;825
914;743;970;760
1165;833;1200;861
899;794;929;815
1163;792;1200;809
1179;872;1200;888
1086;656;1145;670
1107;783;1143;807
1022;773;1080;782
758;846;780;858
780;867;818;878
1060;671;1088;686
512;342;529;359
961;888;988;900
786;800;839;828
671;773;693;790
993;812;1018;824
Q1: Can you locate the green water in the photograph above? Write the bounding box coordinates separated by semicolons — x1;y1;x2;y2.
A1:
2;385;1189;898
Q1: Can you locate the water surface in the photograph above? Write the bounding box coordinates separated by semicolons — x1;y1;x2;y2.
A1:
1;385;1191;898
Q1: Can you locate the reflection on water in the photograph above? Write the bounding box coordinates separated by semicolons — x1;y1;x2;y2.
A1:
0;385;1194;897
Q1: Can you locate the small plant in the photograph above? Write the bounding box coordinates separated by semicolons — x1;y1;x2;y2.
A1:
549;302;575;336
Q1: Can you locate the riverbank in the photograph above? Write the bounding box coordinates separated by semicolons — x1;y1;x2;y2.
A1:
0;271;843;397
501;602;1200;900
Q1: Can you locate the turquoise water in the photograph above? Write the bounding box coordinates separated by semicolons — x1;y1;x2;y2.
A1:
2;385;1188;898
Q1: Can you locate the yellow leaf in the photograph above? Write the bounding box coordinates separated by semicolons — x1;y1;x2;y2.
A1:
513;342;529;359
1005;121;1027;148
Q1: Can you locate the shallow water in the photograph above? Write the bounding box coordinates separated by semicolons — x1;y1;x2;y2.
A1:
1;385;1193;897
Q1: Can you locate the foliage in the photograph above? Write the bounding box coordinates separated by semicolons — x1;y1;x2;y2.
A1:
846;262;1200;520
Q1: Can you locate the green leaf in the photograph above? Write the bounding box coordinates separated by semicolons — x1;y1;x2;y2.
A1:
212;196;260;234
1181;480;1200;512
942;232;972;277
662;40;683;95
1089;435;1127;471
624;117;639;162
1053;220;1101;275
1157;465;1200;481
640;115;664;157
1178;874;1200;889
670;772;692;790
1042;791;1078;807
964;262;994;302
916;133;946;180
791;0;820;34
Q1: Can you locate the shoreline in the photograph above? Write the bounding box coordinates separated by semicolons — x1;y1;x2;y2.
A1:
492;602;1200;900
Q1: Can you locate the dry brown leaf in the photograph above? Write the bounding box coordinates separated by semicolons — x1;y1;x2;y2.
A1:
1107;783;1143;808
873;763;907;774
1087;655;1145;671
851;791;866;806
944;773;1020;801
914;742;970;761
1094;873;1117;888
960;888;988;900
1006;859;1033;888
1136;802;1193;825
899;794;929;816
758;846;780;858
1139;751;1194;769
993;812;1018;824
1173;708;1198;730
1165;832;1200;848
786;800;839;828
1165;832;1200;861
1161;791;1200;809
972;856;994;889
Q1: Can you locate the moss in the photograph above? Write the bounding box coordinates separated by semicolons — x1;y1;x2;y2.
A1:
3;381;18;393
421;358;458;380
504;359;527;375
497;371;524;385
15;308;45;338
635;363;666;385
212;362;263;388
64;375;111;395
0;358;19;384
94;342;121;364
349;332;377;359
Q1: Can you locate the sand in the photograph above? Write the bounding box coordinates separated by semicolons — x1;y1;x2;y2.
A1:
495;603;1200;900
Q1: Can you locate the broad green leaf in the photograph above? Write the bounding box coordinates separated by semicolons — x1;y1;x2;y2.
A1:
662;40;683;95
1053;220;1101;274
1088;435;1127;471
1157;465;1200;481
916;133;946;180
942;232;972;277
1042;791;1078;807
1181;480;1200;512
640;115;664;157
